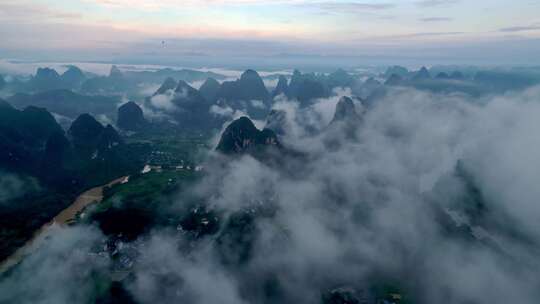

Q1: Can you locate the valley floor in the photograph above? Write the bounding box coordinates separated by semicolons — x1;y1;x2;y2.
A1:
0;176;127;274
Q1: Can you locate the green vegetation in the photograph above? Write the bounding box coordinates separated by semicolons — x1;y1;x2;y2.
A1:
99;170;198;212
370;282;414;304
0;125;209;263
125;132;211;167
0;190;74;261
86;169;202;240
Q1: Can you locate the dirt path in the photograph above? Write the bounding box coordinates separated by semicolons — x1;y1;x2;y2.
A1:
0;176;128;274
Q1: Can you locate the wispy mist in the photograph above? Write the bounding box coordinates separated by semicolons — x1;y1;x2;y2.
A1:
3;85;540;303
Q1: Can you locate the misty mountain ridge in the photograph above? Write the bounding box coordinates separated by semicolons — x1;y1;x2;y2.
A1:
198;77;221;102
264;109;288;136
117;101;147;132
331;96;361;124
216;116;281;155
5;2;540;302
3;62;540;304
272;75;290;98
153;77;177;96
215;69;269;102
7;89;120;120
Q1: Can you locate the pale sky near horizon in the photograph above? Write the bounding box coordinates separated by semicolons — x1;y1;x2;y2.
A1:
1;0;540;65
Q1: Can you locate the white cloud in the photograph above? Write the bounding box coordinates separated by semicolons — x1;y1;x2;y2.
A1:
5;85;540;303
149;89;177;112
249;99;265;109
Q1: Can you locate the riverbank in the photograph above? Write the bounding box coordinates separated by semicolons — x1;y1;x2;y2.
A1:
0;176;127;274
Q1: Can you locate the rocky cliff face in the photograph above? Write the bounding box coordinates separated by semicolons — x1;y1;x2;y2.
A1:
331;96;359;124
413;66;431;80
0;104;64;172
272;75;289;98
216;69;269;102
216;117;280;154
154;77;177;96
61;66;86;89
117;101;147;131
29;68;63;91
326;68;355;89
69;113;122;157
199;77;221;102
288;70;328;106
213;70;270;118
264;109;288;136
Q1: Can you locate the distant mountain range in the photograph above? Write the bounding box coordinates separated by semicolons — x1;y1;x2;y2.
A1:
7;89;119;120
1;65;226;97
2;64;540;140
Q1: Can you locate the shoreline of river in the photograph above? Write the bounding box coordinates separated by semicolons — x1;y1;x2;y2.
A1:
0;176;127;274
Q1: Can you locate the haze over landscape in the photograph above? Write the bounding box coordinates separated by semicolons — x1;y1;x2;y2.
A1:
2;0;540;66
2;1;540;304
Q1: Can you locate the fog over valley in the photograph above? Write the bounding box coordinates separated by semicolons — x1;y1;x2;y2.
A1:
2;1;540;303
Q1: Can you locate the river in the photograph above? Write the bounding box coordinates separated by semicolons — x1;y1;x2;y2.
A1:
0;176;128;274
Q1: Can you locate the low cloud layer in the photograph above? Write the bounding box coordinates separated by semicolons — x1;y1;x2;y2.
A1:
3;85;540;303
0;226;109;304
137;85;540;303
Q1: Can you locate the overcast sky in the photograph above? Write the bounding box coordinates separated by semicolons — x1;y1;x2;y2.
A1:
1;0;540;65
